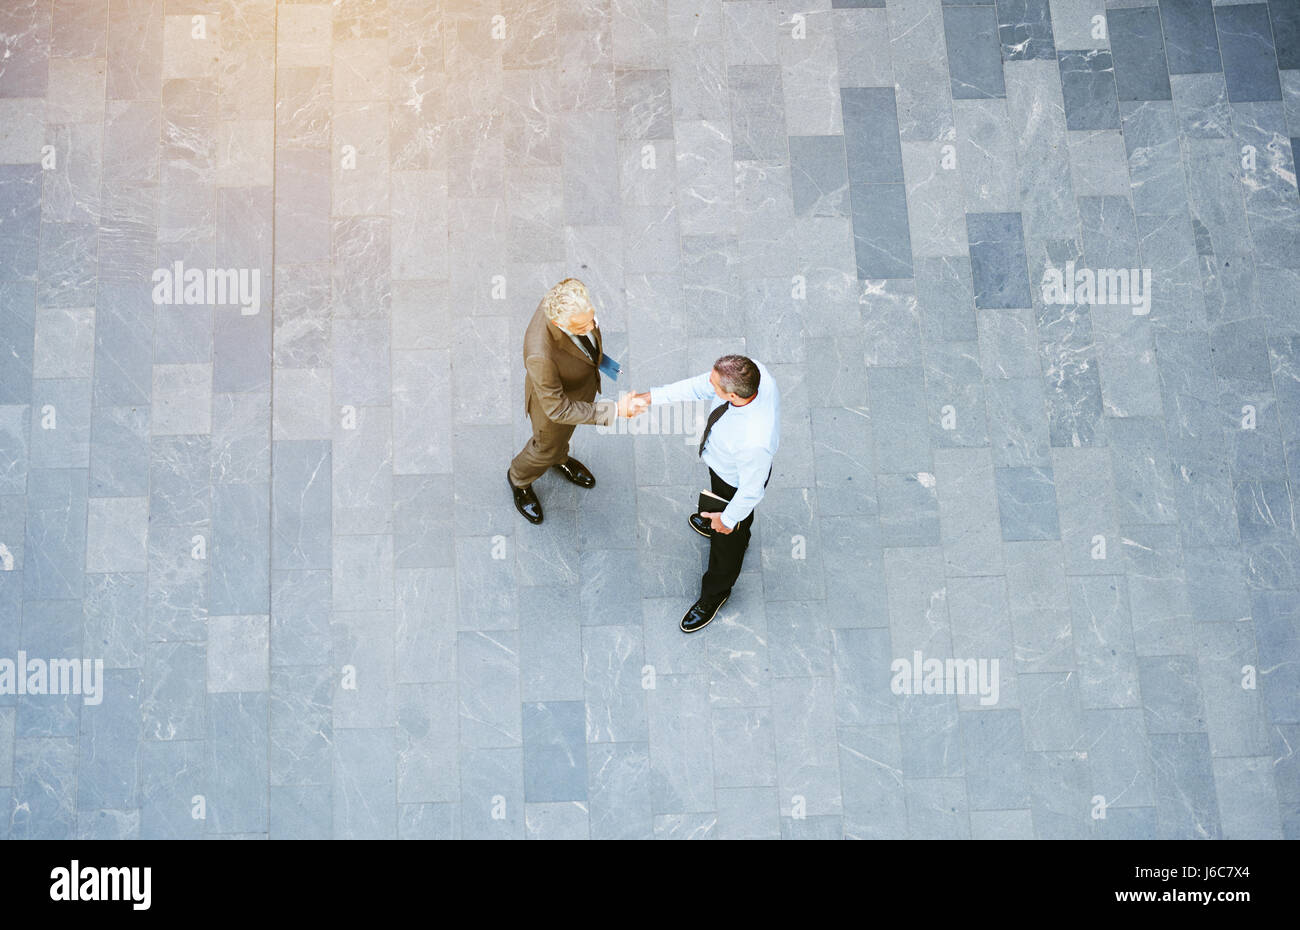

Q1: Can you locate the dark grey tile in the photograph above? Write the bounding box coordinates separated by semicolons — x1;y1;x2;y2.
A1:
842;87;905;184
944;5;1007;99
850;184;914;279
1108;7;1173;101
1058;50;1121;130
996;0;1056;61
1215;3;1282;102
967;212;1032;308
1273;0;1300;70
1159;0;1222;74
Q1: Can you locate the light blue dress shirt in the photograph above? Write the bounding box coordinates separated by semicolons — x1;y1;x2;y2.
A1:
649;361;780;529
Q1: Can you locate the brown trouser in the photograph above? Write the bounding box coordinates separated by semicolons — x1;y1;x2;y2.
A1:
509;398;576;487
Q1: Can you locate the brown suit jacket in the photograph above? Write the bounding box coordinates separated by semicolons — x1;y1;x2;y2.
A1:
522;300;617;427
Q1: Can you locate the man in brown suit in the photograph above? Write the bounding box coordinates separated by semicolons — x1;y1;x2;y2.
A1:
509;278;645;524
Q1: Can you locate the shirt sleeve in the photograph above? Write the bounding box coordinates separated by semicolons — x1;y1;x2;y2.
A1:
718;444;773;528
649;372;714;406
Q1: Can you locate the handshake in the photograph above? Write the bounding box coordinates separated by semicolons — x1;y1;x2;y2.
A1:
616;390;652;418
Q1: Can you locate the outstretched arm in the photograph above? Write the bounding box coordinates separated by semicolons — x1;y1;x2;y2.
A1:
647;371;714;406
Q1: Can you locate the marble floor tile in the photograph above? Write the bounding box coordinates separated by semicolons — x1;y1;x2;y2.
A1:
0;0;1289;841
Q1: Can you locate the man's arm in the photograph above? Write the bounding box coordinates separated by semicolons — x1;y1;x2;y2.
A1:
525;353;617;426
716;445;773;529
648;371;714;406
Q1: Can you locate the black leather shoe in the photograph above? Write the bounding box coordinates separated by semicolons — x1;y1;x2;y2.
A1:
509;474;543;524
680;593;729;633
688;512;716;538
552;457;596;488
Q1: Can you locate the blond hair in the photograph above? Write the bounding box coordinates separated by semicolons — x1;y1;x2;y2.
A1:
541;278;594;325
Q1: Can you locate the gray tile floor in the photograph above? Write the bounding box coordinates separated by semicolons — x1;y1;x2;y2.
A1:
0;0;1298;839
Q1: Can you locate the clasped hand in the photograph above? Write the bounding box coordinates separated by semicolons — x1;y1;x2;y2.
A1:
699;512;733;534
617;391;652;418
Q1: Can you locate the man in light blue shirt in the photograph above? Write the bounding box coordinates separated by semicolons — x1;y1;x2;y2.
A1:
638;355;780;633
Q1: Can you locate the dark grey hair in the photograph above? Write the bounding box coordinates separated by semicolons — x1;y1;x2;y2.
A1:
713;355;759;399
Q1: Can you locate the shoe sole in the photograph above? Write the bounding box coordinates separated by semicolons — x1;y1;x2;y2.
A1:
681;594;728;633
688;515;714;539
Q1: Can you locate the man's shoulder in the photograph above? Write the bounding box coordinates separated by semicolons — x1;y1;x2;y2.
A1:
522;304;554;354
